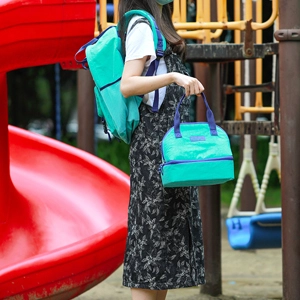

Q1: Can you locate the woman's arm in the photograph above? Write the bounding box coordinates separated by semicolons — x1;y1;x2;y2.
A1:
120;57;205;98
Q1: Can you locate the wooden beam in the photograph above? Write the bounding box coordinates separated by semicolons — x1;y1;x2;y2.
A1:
186;42;278;62
218;121;280;135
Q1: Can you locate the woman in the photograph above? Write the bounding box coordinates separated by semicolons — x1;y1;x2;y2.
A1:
119;1;205;299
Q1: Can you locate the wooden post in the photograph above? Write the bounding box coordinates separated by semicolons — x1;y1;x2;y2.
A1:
77;69;95;154
195;63;222;297
275;0;300;298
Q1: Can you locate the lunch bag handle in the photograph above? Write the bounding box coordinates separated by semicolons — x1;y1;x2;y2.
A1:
174;93;218;138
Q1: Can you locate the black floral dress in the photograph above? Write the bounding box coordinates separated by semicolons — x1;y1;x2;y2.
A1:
123;47;205;290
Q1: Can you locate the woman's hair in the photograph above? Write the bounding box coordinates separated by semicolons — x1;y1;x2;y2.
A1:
118;0;186;59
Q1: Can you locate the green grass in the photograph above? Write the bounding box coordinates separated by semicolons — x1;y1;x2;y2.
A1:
221;184;281;208
96;139;130;174
220;136;282;209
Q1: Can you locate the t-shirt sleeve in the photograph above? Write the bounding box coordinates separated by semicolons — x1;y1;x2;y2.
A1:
124;16;167;110
125;18;156;65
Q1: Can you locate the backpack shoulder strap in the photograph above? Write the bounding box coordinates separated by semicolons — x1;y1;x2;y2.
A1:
129;17;150;33
119;10;166;56
120;10;167;113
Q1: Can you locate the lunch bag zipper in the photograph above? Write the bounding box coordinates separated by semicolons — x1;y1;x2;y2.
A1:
159;156;233;175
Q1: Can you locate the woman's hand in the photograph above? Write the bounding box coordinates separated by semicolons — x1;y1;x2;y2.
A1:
170;72;205;97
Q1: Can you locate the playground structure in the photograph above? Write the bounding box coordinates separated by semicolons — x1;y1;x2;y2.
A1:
0;0;299;299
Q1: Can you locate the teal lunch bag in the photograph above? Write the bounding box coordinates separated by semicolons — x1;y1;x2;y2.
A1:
160;93;234;187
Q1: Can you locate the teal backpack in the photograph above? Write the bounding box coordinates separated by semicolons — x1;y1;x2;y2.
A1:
75;10;167;144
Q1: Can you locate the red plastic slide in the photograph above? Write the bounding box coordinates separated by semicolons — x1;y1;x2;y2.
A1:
0;0;130;298
1;126;129;299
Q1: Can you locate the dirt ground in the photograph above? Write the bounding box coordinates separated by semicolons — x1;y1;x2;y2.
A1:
75;210;282;300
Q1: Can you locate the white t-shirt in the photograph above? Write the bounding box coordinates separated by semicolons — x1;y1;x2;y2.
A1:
125;16;167;110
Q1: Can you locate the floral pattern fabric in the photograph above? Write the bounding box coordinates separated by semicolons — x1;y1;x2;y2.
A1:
123;47;205;290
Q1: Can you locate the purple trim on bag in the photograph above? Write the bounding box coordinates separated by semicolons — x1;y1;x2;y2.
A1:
159;156;233;174
74;26;112;69
174;93;217;138
190;136;206;142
